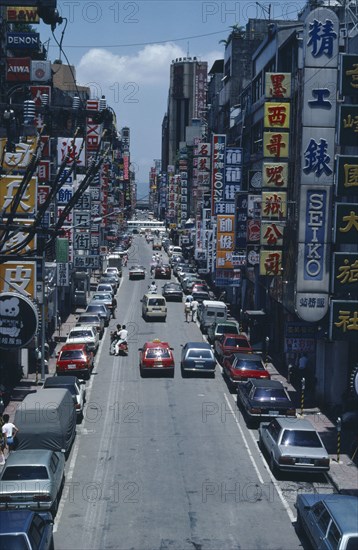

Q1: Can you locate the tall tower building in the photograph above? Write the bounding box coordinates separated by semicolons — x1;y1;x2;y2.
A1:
166;57;208;166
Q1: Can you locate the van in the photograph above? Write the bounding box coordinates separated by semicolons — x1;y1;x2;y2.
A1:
14;388;77;455
142;294;167;321
197;300;228;333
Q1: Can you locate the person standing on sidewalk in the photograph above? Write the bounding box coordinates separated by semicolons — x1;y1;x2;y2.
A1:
2;413;18;453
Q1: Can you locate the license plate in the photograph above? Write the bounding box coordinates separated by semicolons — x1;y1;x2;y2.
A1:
68;364;77;369
155;362;163;367
269;410;279;416
195;363;205;368
296;458;312;464
153;307;161;311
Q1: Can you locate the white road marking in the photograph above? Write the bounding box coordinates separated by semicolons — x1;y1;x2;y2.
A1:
225;391;296;523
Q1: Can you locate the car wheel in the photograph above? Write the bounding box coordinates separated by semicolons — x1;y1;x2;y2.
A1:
140;368;146;378
181;365;187;378
77;411;83;423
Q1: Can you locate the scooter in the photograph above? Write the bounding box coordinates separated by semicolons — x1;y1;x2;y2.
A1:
109;332;128;356
148;285;158;294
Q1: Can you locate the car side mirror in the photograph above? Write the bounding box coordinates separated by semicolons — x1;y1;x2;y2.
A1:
138;348;142;351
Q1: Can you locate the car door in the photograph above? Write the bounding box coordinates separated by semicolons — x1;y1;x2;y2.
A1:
307;502;332;549
261;420;281;456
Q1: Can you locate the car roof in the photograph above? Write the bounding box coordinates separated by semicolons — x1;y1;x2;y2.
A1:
202;300;226;307
144;340;170;348
185;342;212;350
69;325;94;332
143;293;166;299
223;334;247;339
4;449;55;466
215;321;238;326
321;495;358;532
43;376;78;387
0;510;51;533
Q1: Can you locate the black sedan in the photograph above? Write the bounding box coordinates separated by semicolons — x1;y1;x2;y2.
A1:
162;282;183;301
237;378;296;426
181;342;216;377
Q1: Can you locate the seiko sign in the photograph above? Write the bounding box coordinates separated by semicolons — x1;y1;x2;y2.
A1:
7;32;40;49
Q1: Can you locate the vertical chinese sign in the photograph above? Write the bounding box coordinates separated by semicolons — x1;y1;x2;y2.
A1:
295;7;338;322
211;134;226;215
261;72;291;276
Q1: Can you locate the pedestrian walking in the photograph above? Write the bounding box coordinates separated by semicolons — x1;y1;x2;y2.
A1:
191;299;199;322
2;413;18;453
184;300;191;322
112;295;117;318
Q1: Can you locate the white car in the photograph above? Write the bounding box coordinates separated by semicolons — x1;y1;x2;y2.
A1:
66;325;99;354
105;267;120;277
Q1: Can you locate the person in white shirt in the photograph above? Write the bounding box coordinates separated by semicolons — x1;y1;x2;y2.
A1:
2;414;18;452
115;325;128;355
191;299;199;322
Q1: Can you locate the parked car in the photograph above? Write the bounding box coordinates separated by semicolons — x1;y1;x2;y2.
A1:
66;325;99;354
162;282;183;301
128;265;146;280
295;493;358;549
215;334;252;363
168;245;182;257
207;321;240;345
89;292;115;317
197;301;228;333
139;339;174;377
222;352;270;386
76;312;105;339
0;450;65;517
155;264;171;279
96;282;115;296
176;266;197;282
56;343;94;380
191;290;210;304
99;274;119;291
0;510;54;549
181;342;216;377
190;282;209;294
182;277;203;295
259;417;330;476
85;303;111;326
104;267;120;277
237;379;296;425
43;376;86;421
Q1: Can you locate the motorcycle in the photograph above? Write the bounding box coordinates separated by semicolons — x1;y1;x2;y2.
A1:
109;331;128;356
148;284;158;294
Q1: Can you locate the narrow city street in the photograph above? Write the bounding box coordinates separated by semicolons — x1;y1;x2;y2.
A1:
53;237;324;550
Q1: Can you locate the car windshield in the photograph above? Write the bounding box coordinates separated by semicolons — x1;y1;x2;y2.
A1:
146;348;171;358
87;305;105;312
60;350;85;360
70;330;92;338
187;350;212;359
225;338;247;347
217;325;238;334
254;388;288;401
281;430;323;447
166;284;180;290
148;299;165;306
45;384;77;397
235;359;265;371
2;466;49;481
79;316;98;323
93;294;111;300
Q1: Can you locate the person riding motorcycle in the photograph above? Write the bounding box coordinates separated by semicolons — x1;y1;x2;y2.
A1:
149;281;157;293
115;325;128;355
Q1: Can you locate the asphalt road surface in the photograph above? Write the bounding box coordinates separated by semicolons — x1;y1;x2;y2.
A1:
54;236;318;550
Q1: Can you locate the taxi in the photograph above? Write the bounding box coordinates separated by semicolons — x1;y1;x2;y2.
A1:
139;339;174;377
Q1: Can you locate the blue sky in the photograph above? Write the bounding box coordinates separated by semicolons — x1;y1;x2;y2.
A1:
39;1;305;199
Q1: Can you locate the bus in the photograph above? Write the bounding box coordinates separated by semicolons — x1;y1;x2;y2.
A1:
126;220;166;234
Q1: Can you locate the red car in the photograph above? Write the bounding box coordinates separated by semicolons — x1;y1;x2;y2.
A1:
214;334;252;363
56;343;94;380
190;282;209;294
139;339;175;377
155;264;171;279
222;352;271;386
